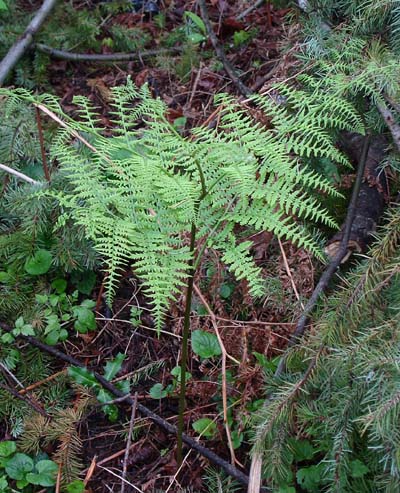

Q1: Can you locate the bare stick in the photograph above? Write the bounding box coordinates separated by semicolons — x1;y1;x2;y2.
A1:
0;0;58;85
0;322;250;486
18;369;66;395
0;362;24;388
198;0;252;97
121;392;138;493
35;104;99;155
84;456;97;486
55;464;61;493
0;163;40;184
237;0;265;20
35;103;124;175
278;239;304;310
98;466;144;493
97;444;139;467
35;44;182;62
193;283;238;466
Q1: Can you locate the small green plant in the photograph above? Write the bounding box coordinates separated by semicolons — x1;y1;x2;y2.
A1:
0;441;58;491
149;365;192;399
191;330;221;359
69;353;128;421
192;418;218;438
65;480;85;493
183;11;207;44
233;29;256;47
0;282;96;346
129;305;143;327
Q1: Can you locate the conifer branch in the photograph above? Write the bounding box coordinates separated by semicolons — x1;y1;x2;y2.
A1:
0;381;49;417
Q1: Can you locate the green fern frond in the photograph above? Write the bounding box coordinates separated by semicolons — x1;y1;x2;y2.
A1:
219;237;264;297
1;80;350;330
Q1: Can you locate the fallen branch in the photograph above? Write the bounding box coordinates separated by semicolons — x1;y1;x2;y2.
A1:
198;0;252;97
0;0;58;85
35;44;182;62
121;393;138;493
274;134;371;377
326;133;388;259
0;322;250;487
237;0;265;20
247;135;375;490
0;163;40;185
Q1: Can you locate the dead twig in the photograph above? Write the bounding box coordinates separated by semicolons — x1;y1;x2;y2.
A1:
198;0;252;97
84;456;97;486
35;106;51;181
18;369;66;395
278;239;304;310
121;392;138;493
237;0;265;20
193;283;239;467
55;463;61;493
35;44;182;62
0;163;40;185
274;134;371;377
0;0;58;85
97;444;140;467
98;466;144;493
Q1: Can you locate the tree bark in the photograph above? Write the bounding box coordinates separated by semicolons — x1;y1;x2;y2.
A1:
325;133;388;259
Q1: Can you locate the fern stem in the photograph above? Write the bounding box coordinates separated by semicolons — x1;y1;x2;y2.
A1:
177;221;197;466
162;115;207;199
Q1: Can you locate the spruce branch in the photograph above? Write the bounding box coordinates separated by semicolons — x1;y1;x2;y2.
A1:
0;381;49;417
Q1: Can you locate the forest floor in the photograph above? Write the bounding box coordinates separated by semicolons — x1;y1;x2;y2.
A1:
1;1;333;491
